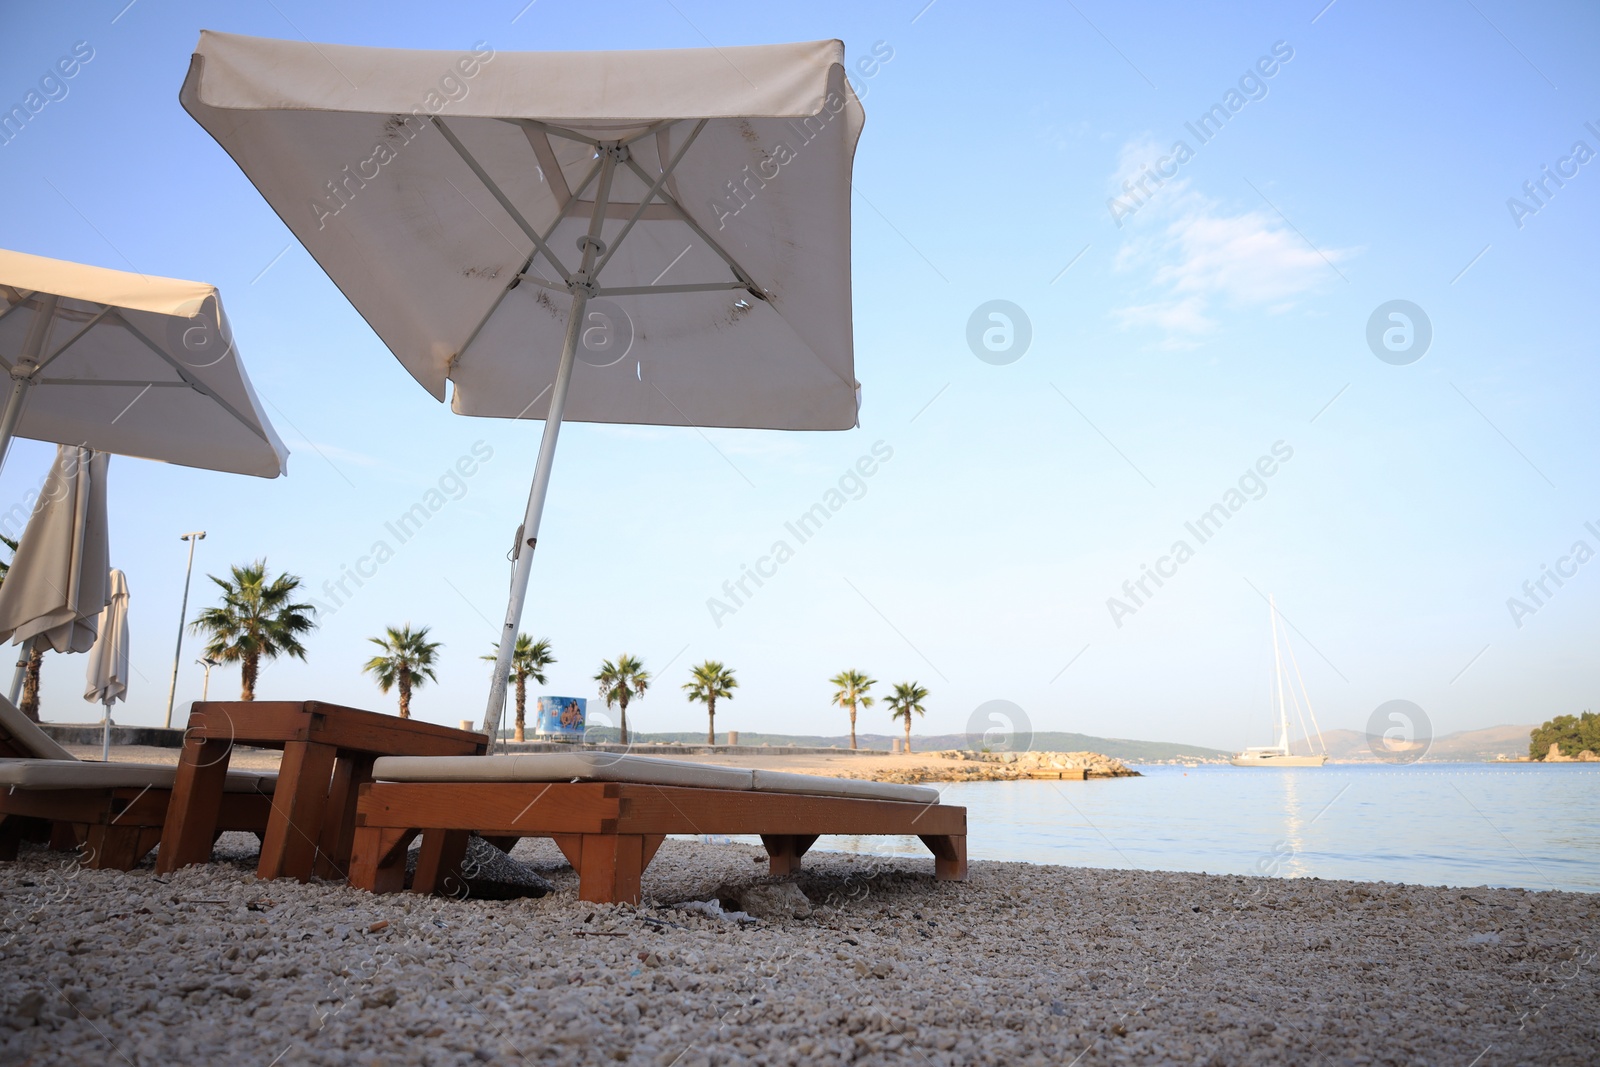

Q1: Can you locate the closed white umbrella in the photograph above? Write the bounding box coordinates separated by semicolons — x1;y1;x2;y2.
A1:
0;445;110;655
84;568;129;761
0;248;289;478
182;33;865;738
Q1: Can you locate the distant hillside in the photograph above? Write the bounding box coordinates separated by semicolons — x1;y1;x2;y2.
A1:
578;728;1231;763
1295;724;1536;762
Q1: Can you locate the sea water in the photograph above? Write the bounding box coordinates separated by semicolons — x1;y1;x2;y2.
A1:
811;764;1600;893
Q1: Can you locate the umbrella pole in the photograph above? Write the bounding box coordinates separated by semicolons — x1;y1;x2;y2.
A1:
482;144;619;747
101;701;112;762
0;376;34;475
481;293;586;744
0;294;57;476
6;645;26;705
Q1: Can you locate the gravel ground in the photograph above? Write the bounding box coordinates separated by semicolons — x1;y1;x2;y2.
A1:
2;836;1596;1066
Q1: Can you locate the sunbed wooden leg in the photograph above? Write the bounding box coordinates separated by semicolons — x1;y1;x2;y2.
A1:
573;834;647;905
316;754;374;880
350;826;416;894
761;834;818;876
86;824;147;871
412;830;470;896
0;816;26;861
919;834;967;881
641;834;665;869
49;822;81;851
156;736;234;873
258;740;337;882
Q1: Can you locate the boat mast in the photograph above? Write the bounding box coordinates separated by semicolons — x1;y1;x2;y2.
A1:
1270;594;1288;752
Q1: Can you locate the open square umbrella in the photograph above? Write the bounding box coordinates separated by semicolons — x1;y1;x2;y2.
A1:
0;248;289;478
182;33;865;737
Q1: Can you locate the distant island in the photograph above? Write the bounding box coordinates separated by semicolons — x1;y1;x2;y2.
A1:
1528;711;1599;761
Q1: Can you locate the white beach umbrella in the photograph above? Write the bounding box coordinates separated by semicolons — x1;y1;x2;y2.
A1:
0;445;110;655
84;568;129;761
0;248;289;479
182;32;865;738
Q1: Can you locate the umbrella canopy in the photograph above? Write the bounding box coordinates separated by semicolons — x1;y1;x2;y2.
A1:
0;247;289;478
85;567;130;706
180;32;862;430
0;445;109;655
182;33;865;738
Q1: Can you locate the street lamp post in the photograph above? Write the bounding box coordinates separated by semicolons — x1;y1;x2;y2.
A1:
162;531;206;729
197;656;217;701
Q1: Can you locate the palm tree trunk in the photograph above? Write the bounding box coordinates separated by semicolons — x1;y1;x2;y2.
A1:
905;718;912;754
513;673;526;742
19;644;43;722
850;704;857;750
707;696;716;746
619;693;630;746
241;652;258;702
398;665;412;719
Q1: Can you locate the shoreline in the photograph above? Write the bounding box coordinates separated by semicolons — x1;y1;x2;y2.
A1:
3;836;1595;1063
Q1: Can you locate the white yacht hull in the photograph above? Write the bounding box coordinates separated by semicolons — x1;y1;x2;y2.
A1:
1229;752;1328;767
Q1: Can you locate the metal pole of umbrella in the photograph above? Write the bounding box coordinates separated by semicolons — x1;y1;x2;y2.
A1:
7;638;33;706
0;294;56;476
101;700;112;762
481;144;620;747
162;531;205;728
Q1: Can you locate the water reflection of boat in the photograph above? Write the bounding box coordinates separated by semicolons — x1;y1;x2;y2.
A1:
1232;595;1328;768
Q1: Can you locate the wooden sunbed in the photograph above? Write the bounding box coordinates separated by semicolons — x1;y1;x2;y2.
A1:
350;753;967;904
0;696;274;869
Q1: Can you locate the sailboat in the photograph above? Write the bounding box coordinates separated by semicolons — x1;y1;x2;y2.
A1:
1231;595;1329;768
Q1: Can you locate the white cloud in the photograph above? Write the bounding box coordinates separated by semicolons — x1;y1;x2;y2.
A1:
1107;139;1357;346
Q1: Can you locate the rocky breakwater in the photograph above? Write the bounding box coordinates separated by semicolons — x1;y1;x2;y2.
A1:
933;750;1141;780
833;750;1141;784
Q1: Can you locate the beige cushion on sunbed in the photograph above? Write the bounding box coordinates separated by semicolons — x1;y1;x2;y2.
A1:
372;752;941;804
0;694;77;761
0;758;276;793
374;752;753;790
751;769;939;804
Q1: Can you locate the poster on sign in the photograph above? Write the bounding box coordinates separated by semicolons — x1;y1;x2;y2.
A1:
535;696;586;739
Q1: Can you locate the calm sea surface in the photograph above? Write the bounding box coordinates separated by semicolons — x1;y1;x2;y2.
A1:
780;764;1600;893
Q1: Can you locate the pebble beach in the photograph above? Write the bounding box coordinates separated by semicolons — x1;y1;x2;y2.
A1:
4;834;1596;1065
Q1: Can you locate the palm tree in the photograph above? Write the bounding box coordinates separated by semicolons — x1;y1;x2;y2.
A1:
0;535;42;723
683;661;738;745
191;559;317;701
886;682;930;754
595;655;650;745
363;625;442;719
829;669;877;751
481;635;555;741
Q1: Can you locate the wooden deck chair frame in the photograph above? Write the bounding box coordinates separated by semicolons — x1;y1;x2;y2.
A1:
350;780;967;905
0;696;273;870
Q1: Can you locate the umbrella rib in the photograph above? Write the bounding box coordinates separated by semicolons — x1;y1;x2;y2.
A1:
533;156;603;267
107;311;274;446
32;304;116;372
450;152;611;371
514;118;601;148
37;378;191;388
593;119;707;281
433;117;571;280
0;289;36;325
597;282;748;297
621;158;762;294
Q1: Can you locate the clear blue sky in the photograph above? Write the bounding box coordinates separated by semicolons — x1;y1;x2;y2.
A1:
3;0;1596;751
